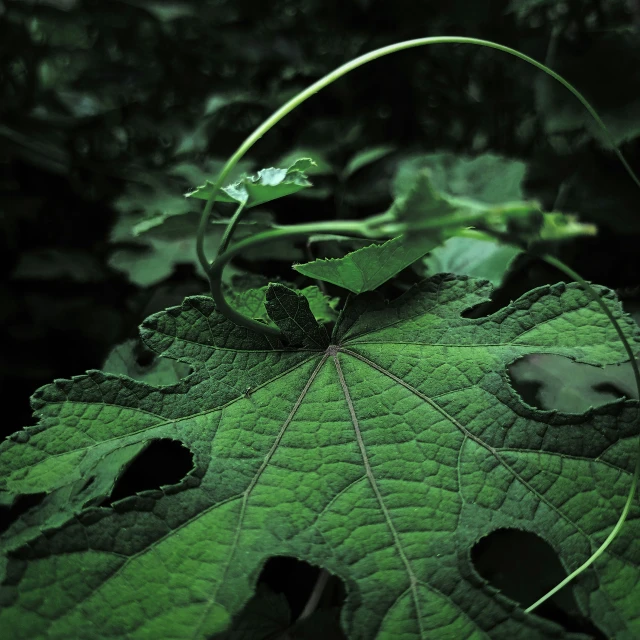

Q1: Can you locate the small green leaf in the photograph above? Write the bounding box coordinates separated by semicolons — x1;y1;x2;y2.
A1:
293;234;439;294
231;284;339;324
264;283;330;348
277;148;334;175
186;158;316;207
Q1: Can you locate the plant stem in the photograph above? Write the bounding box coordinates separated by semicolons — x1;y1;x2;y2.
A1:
523;254;640;613
196;35;640;283
448;230;640;612
218;201;246;258
196;194;217;275
297;568;331;622
194;35;640;614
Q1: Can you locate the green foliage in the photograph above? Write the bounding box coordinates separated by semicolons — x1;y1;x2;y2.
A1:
231;284;339;324
1;276;639;638
392;152;527;204
4;3;640;638
294;152;593;293
186;159;316;207
293;234;440;294
423;235;522;287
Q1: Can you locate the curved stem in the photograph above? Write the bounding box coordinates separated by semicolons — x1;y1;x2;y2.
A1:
196;35;640;279
196;195;217;275
218;201;247;258
523;254;640;613
297;569;331;623
195;36;640;615
208;221;367;337
451;230;640;612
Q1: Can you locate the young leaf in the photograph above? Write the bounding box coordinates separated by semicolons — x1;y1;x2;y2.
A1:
1;276;639;639
293;234;440;294
186;158;316;207
231;284;339;325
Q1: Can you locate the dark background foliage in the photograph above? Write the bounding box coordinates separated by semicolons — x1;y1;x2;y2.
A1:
1;0;639;637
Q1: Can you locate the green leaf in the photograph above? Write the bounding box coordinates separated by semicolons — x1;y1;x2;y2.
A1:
108;210;298;288
367;169;542;240
392;152;527;203
231;284;339;325
264;283;330;348
424;236;523;288
277;148;334;176
110;159;255;241
108;217;243;287
293;234;440;294
1;276;639;639
186;158;316;207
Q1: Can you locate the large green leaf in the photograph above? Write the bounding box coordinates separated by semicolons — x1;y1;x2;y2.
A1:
1;276;639;639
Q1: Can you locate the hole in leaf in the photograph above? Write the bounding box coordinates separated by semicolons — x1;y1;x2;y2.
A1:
236;556;348;637
509;354;637;412
103;338;191;384
102;439;193;507
460;291;508;319
134;341;155;368
0;492;47;534
215;558;347;639
471;528;605;639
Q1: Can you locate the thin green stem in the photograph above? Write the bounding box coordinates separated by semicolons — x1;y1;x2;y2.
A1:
196;195;217;275
194;36;640;616
451;230;640;612
522;254;640;613
297;569;331;622
196;35;640;280
208;221;366;337
218;201;247;258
